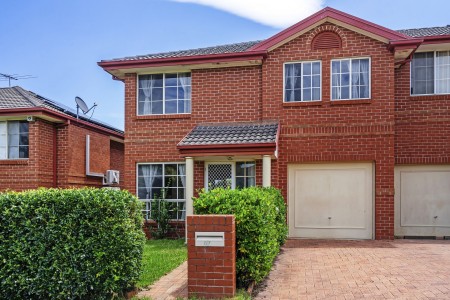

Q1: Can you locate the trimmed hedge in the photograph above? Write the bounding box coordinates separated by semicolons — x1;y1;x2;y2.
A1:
0;188;145;300
193;187;287;287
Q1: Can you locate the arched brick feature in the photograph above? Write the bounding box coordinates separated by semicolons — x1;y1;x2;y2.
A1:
311;31;342;50
307;24;347;50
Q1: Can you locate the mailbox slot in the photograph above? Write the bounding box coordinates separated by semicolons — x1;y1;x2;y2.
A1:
195;232;225;247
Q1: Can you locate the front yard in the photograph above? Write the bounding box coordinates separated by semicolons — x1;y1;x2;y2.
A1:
138;239;187;288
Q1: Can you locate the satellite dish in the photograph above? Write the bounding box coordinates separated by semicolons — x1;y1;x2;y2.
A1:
75;96;97;119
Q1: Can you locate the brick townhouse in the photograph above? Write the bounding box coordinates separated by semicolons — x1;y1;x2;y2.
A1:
99;7;450;240
0;86;124;191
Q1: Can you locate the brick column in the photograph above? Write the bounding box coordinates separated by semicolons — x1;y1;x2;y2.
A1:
187;215;236;299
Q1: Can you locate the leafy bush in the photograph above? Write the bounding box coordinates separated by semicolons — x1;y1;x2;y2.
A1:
193;187;287;287
0;188;145;300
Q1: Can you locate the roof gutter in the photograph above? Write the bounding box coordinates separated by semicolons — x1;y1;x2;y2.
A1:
98;50;267;71
177;142;277;156
0;107;124;139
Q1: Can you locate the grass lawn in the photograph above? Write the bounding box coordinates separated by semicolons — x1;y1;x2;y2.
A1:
138;239;187;288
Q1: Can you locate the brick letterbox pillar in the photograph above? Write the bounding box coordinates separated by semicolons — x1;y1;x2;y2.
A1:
187;215;236;299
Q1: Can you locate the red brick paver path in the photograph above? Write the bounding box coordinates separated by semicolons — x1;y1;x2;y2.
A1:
255;239;450;300
137;261;187;300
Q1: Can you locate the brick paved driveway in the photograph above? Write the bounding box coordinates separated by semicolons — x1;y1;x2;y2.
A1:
254;239;450;299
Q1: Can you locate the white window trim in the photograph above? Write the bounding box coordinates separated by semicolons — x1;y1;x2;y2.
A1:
136;162;186;221
283;60;322;103
410;50;450;96
0;120;29;160
136;72;192;116
330;57;371;101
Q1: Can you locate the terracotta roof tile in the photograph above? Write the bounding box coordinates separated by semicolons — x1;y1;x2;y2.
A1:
179;121;279;146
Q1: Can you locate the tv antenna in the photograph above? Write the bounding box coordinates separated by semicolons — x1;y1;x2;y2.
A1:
75;96;97;120
0;73;35;87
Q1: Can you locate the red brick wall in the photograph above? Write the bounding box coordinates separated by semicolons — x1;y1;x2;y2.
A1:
394;63;450;164
110;140;124;188
123;23;400;239
0;118;123;192
187;215;236;299
123;66;262;194
59;124;110;188
261;24;396;239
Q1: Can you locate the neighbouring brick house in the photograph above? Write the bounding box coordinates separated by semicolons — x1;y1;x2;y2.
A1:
0;86;124;191
99;7;450;240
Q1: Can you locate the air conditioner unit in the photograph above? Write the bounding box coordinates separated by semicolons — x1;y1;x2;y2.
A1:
103;170;120;185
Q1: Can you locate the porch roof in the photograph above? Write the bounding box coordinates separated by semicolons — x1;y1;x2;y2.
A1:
177;121;279;157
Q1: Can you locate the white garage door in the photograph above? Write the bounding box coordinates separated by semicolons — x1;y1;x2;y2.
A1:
395;165;450;237
288;163;373;239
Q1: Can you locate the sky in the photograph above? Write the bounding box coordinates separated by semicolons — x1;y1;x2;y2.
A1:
1;0;450;130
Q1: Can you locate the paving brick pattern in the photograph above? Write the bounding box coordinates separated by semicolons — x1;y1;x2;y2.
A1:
137;261;187;300
255;239;450;299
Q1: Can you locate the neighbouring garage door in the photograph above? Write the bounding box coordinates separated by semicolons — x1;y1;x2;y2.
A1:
395;165;450;237
288;163;373;239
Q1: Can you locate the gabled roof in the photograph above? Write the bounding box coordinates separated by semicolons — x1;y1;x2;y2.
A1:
99;7;450;75
177;121;279;156
0;86;123;135
398;25;450;37
249;7;410;51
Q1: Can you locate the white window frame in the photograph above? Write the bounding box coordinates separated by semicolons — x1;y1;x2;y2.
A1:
330;57;371;101
136;72;191;116
204;161;256;191
136;162;186;221
410;50;450;96
0;120;29;160
283;60;322;102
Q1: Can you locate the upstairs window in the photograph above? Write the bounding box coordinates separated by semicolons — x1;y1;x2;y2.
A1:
411;51;450;95
0;121;29;159
138;73;191;115
284;61;321;102
331;58;370;100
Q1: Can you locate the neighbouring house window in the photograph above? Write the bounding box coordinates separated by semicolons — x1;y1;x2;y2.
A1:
411;51;450;95
0;121;29;159
138;73;191;115
331;58;370;100
137;163;186;220
206;161;256;190
284;61;321;102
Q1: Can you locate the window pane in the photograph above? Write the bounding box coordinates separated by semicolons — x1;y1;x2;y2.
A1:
341;60;350;73
303;88;312;101
312;88;320;100
303;63;312;75
151;88;163;101
19;146;28;158
165;74;178;86
178;73;191;85
151;101;163;114
8;146;19;159
412;52;434;95
0;146;6;159
236;162;245;176
312;75;320;88
164;164;177;175
246;177;256;187
165;100;177;114
341;86;349;99
165;87;177;100
332;61;340;73
20;122;28;134
236;177;245;189
312;62;320;75
436;51;450;94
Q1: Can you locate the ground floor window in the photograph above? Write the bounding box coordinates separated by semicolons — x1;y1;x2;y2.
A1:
137;163;186;221
206;161;256;190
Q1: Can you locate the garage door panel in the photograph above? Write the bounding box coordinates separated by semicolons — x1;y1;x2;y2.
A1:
395;166;450;236
293;169;367;229
289;163;373;239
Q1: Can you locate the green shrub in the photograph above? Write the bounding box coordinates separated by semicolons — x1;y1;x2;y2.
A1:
193;187;287;287
0;188;145;300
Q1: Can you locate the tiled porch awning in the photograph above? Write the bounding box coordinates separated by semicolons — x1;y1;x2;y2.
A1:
177;121;279;156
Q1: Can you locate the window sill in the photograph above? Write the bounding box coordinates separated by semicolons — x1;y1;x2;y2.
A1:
0;159;29;165
136;114;191;120
409;94;450;101
330;99;371;105
283;101;323;107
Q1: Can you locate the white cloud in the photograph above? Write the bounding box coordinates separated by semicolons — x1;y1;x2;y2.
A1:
171;0;324;28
